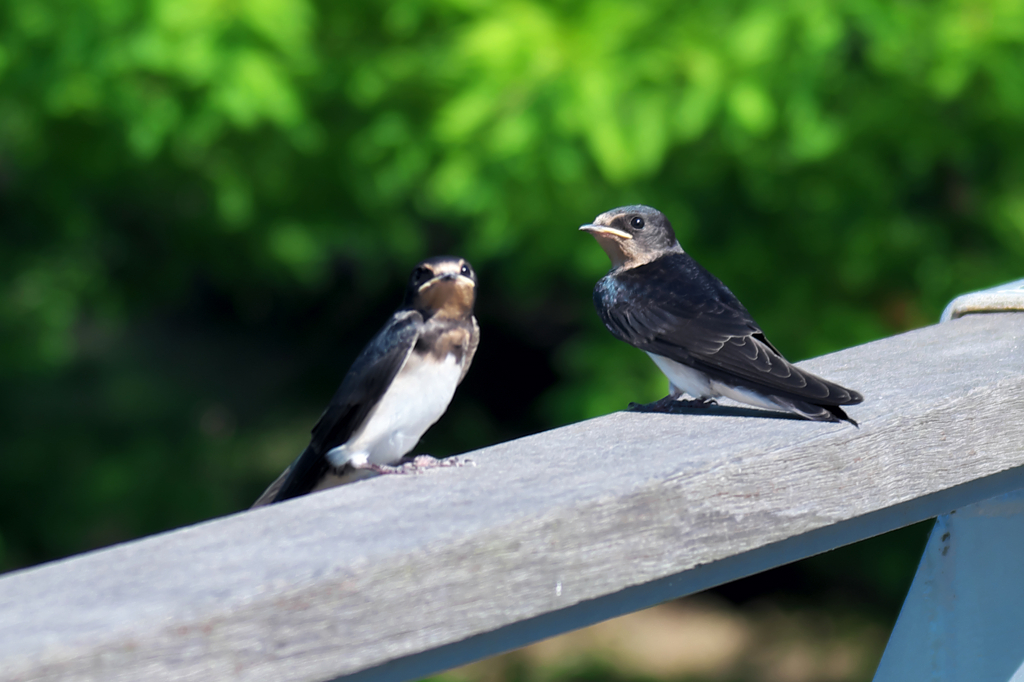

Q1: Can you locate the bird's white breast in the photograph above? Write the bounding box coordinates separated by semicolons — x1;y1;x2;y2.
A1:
646;352;713;398
327;351;462;468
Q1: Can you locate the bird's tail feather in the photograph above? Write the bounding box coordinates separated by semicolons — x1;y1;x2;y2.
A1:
251;467;291;508
770;396;859;427
251;444;329;507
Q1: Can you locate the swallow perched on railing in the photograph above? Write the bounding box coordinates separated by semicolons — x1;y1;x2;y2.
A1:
581;205;862;425
253;256;480;506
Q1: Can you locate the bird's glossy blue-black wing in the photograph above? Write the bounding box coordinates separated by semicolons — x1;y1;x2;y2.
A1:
268;310;423;503
595;254;861;406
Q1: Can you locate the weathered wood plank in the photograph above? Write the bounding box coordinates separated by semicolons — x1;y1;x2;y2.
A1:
1;313;1023;682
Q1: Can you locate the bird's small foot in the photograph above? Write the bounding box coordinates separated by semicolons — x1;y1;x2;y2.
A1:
409;454;476;469
627;395;678;412
628;396;718;413
366;455;476;475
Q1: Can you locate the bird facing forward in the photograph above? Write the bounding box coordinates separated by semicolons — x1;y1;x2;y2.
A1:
252;256;480;507
580;205;862;425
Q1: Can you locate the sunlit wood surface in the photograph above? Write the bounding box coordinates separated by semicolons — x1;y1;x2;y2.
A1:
1;313;1023;682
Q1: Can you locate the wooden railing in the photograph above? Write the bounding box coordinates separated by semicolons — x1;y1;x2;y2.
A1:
1;280;1023;682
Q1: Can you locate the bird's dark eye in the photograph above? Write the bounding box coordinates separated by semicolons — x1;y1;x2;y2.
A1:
630;216;645;229
460;264;471;277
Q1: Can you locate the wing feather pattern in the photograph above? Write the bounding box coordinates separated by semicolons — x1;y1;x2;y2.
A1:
458;317;480;384
252;311;423;506
595;254;862;408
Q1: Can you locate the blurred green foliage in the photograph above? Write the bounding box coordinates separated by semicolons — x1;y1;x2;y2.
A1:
0;0;1021;610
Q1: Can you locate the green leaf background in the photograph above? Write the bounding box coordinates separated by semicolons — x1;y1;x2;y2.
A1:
0;0;1019;668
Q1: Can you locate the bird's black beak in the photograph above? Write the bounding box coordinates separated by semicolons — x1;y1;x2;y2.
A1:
580;224;633;240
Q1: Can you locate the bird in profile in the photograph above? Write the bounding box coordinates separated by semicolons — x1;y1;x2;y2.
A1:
580;205;862;425
252;256;480;507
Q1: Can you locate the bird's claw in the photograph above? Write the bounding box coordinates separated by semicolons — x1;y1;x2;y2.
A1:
409;454;476;469
366;454;476;475
628;396;717;413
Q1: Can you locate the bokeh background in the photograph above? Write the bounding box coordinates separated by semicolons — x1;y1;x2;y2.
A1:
2;0;1022;679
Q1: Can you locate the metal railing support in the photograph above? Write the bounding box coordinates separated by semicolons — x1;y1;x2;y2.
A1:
874;279;1024;682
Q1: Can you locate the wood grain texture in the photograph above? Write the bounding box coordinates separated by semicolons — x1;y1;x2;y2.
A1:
1;313;1023;682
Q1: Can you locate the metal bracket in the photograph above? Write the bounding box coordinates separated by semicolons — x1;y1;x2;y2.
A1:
940;278;1024;323
875;277;1024;680
873;489;1024;681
